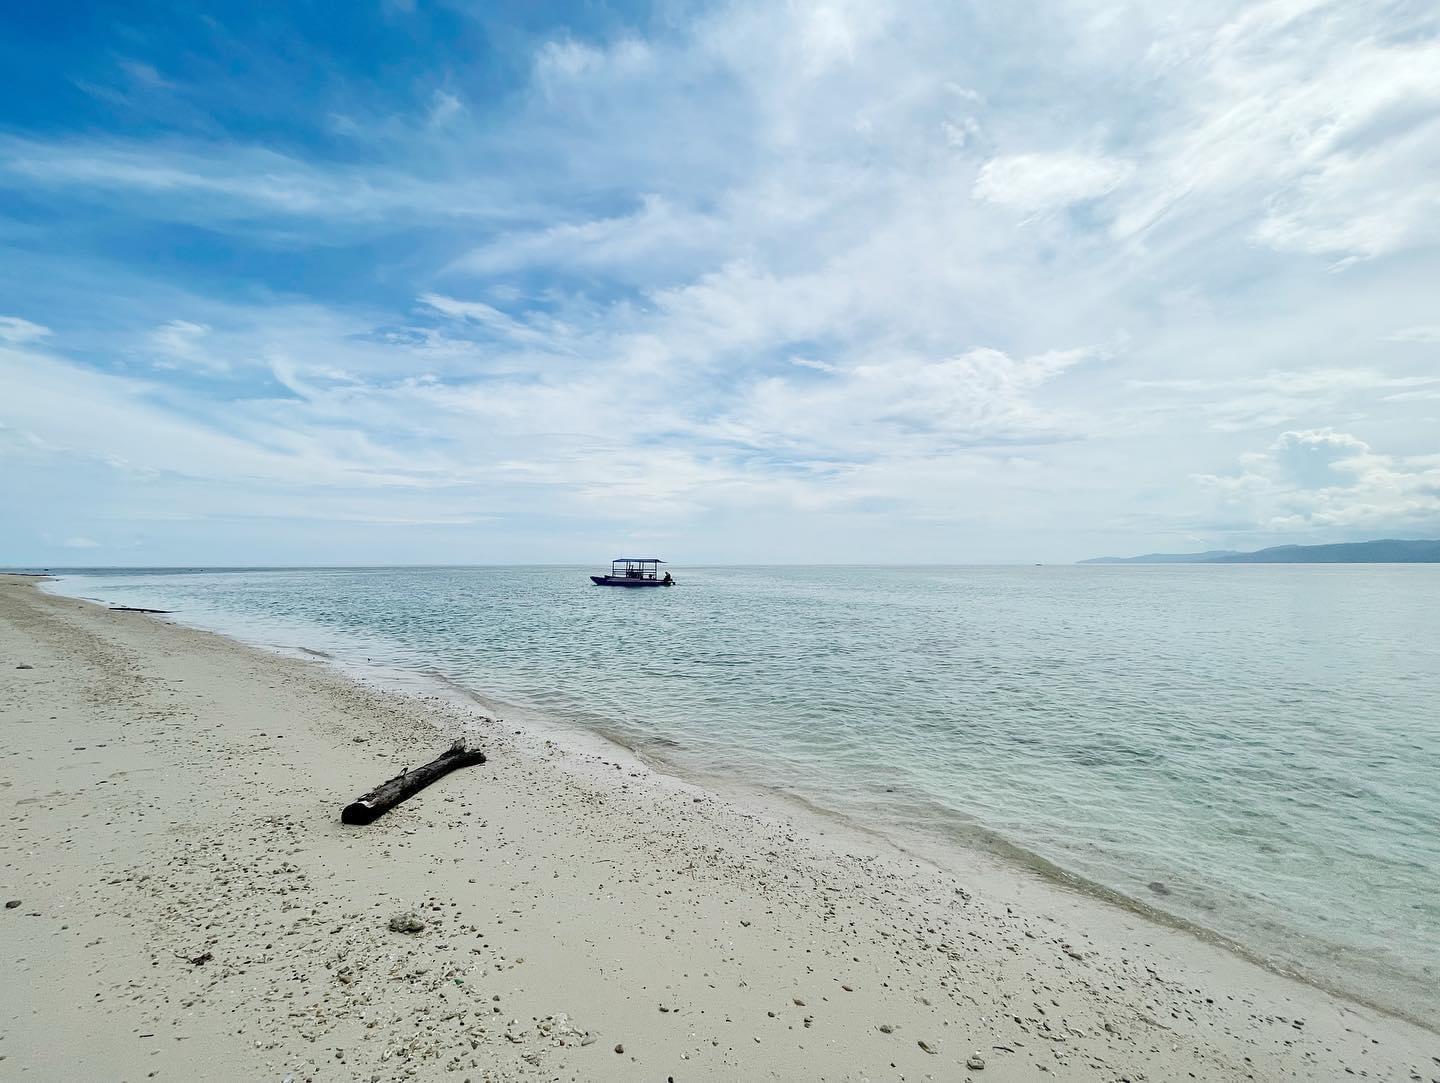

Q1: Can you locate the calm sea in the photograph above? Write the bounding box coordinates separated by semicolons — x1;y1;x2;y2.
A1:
41;565;1440;1025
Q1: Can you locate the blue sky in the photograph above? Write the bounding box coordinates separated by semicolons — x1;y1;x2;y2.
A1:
2;0;1439;564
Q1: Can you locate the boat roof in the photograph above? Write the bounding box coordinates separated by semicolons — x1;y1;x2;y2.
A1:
613;557;664;562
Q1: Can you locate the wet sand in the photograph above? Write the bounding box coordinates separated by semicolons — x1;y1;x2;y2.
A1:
2;573;1436;1081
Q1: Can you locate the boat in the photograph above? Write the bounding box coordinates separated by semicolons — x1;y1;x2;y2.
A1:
590;558;674;587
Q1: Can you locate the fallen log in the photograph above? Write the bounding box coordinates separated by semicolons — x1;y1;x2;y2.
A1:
341;739;486;825
109;606;174;614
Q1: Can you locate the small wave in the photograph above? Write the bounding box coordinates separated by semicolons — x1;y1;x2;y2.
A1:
1068;743;1162;767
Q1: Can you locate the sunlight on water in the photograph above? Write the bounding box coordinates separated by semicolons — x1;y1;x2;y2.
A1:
48;564;1440;1021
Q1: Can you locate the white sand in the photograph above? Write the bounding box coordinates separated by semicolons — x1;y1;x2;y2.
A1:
2;574;1436;1082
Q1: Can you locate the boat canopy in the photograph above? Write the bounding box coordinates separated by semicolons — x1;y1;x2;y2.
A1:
608;557;666;579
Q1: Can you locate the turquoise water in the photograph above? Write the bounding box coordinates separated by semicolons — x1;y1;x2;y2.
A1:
44;565;1440;1025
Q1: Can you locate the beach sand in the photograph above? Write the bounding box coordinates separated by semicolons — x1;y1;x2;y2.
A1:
2;573;1436;1081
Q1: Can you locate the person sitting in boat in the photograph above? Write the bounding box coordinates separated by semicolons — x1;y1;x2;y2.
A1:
662;571;673;585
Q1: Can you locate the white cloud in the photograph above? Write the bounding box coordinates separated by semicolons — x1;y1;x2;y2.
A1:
534;37;652;86
0;316;51;343
709;348;1094;455
973;152;1134;213
793;0;894;76
0;136;512;226
451;196;729;279
4;0;1440;562
1387;326;1440;344
428;90;466;128
1197;429;1440;532
1268;428;1372;489
149;320;228;371
1111;0;1440;261
417;293;571;349
1135;370;1440;396
116;58;174;91
1;342;454;491
1129;369;1440;432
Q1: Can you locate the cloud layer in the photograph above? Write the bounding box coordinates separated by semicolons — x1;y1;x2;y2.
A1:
1;0;1438;563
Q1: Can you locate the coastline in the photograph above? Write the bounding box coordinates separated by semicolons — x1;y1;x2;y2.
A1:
35;569;1439;1030
3;573;1437;1081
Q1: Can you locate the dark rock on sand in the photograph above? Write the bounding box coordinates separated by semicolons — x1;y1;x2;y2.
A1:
388;912;426;934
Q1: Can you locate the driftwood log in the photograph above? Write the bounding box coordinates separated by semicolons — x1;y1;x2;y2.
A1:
110;606;174;614
342;740;486;825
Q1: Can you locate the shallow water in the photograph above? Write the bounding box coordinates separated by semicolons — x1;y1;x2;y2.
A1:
43;564;1440;1023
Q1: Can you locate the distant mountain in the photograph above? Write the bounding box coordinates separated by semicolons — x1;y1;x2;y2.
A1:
1080;539;1440;564
1081;549;1241;565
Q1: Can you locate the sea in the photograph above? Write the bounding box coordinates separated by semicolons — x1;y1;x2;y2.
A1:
37;564;1440;1027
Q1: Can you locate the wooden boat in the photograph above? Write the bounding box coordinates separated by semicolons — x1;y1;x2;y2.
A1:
591;558;674;587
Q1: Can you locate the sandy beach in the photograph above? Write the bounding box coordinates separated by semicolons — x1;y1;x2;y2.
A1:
1;573;1436;1082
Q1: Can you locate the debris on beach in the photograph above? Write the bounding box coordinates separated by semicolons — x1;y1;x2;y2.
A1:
342;739;486;825
967;1052;986;1070
387;912;426;934
4;899;21;909
534;1013;588;1046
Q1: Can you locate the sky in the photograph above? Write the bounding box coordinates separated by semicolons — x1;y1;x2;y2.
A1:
2;0;1439;565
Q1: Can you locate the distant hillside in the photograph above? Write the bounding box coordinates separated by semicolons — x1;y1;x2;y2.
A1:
1081;539;1440;564
1081;549;1240;565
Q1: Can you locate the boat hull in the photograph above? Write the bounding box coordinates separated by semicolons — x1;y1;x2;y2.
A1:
590;576;672;587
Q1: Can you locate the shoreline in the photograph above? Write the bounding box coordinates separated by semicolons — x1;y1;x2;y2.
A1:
4;573;1437;1081
37;571;1436;1032
475;685;1436;1036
